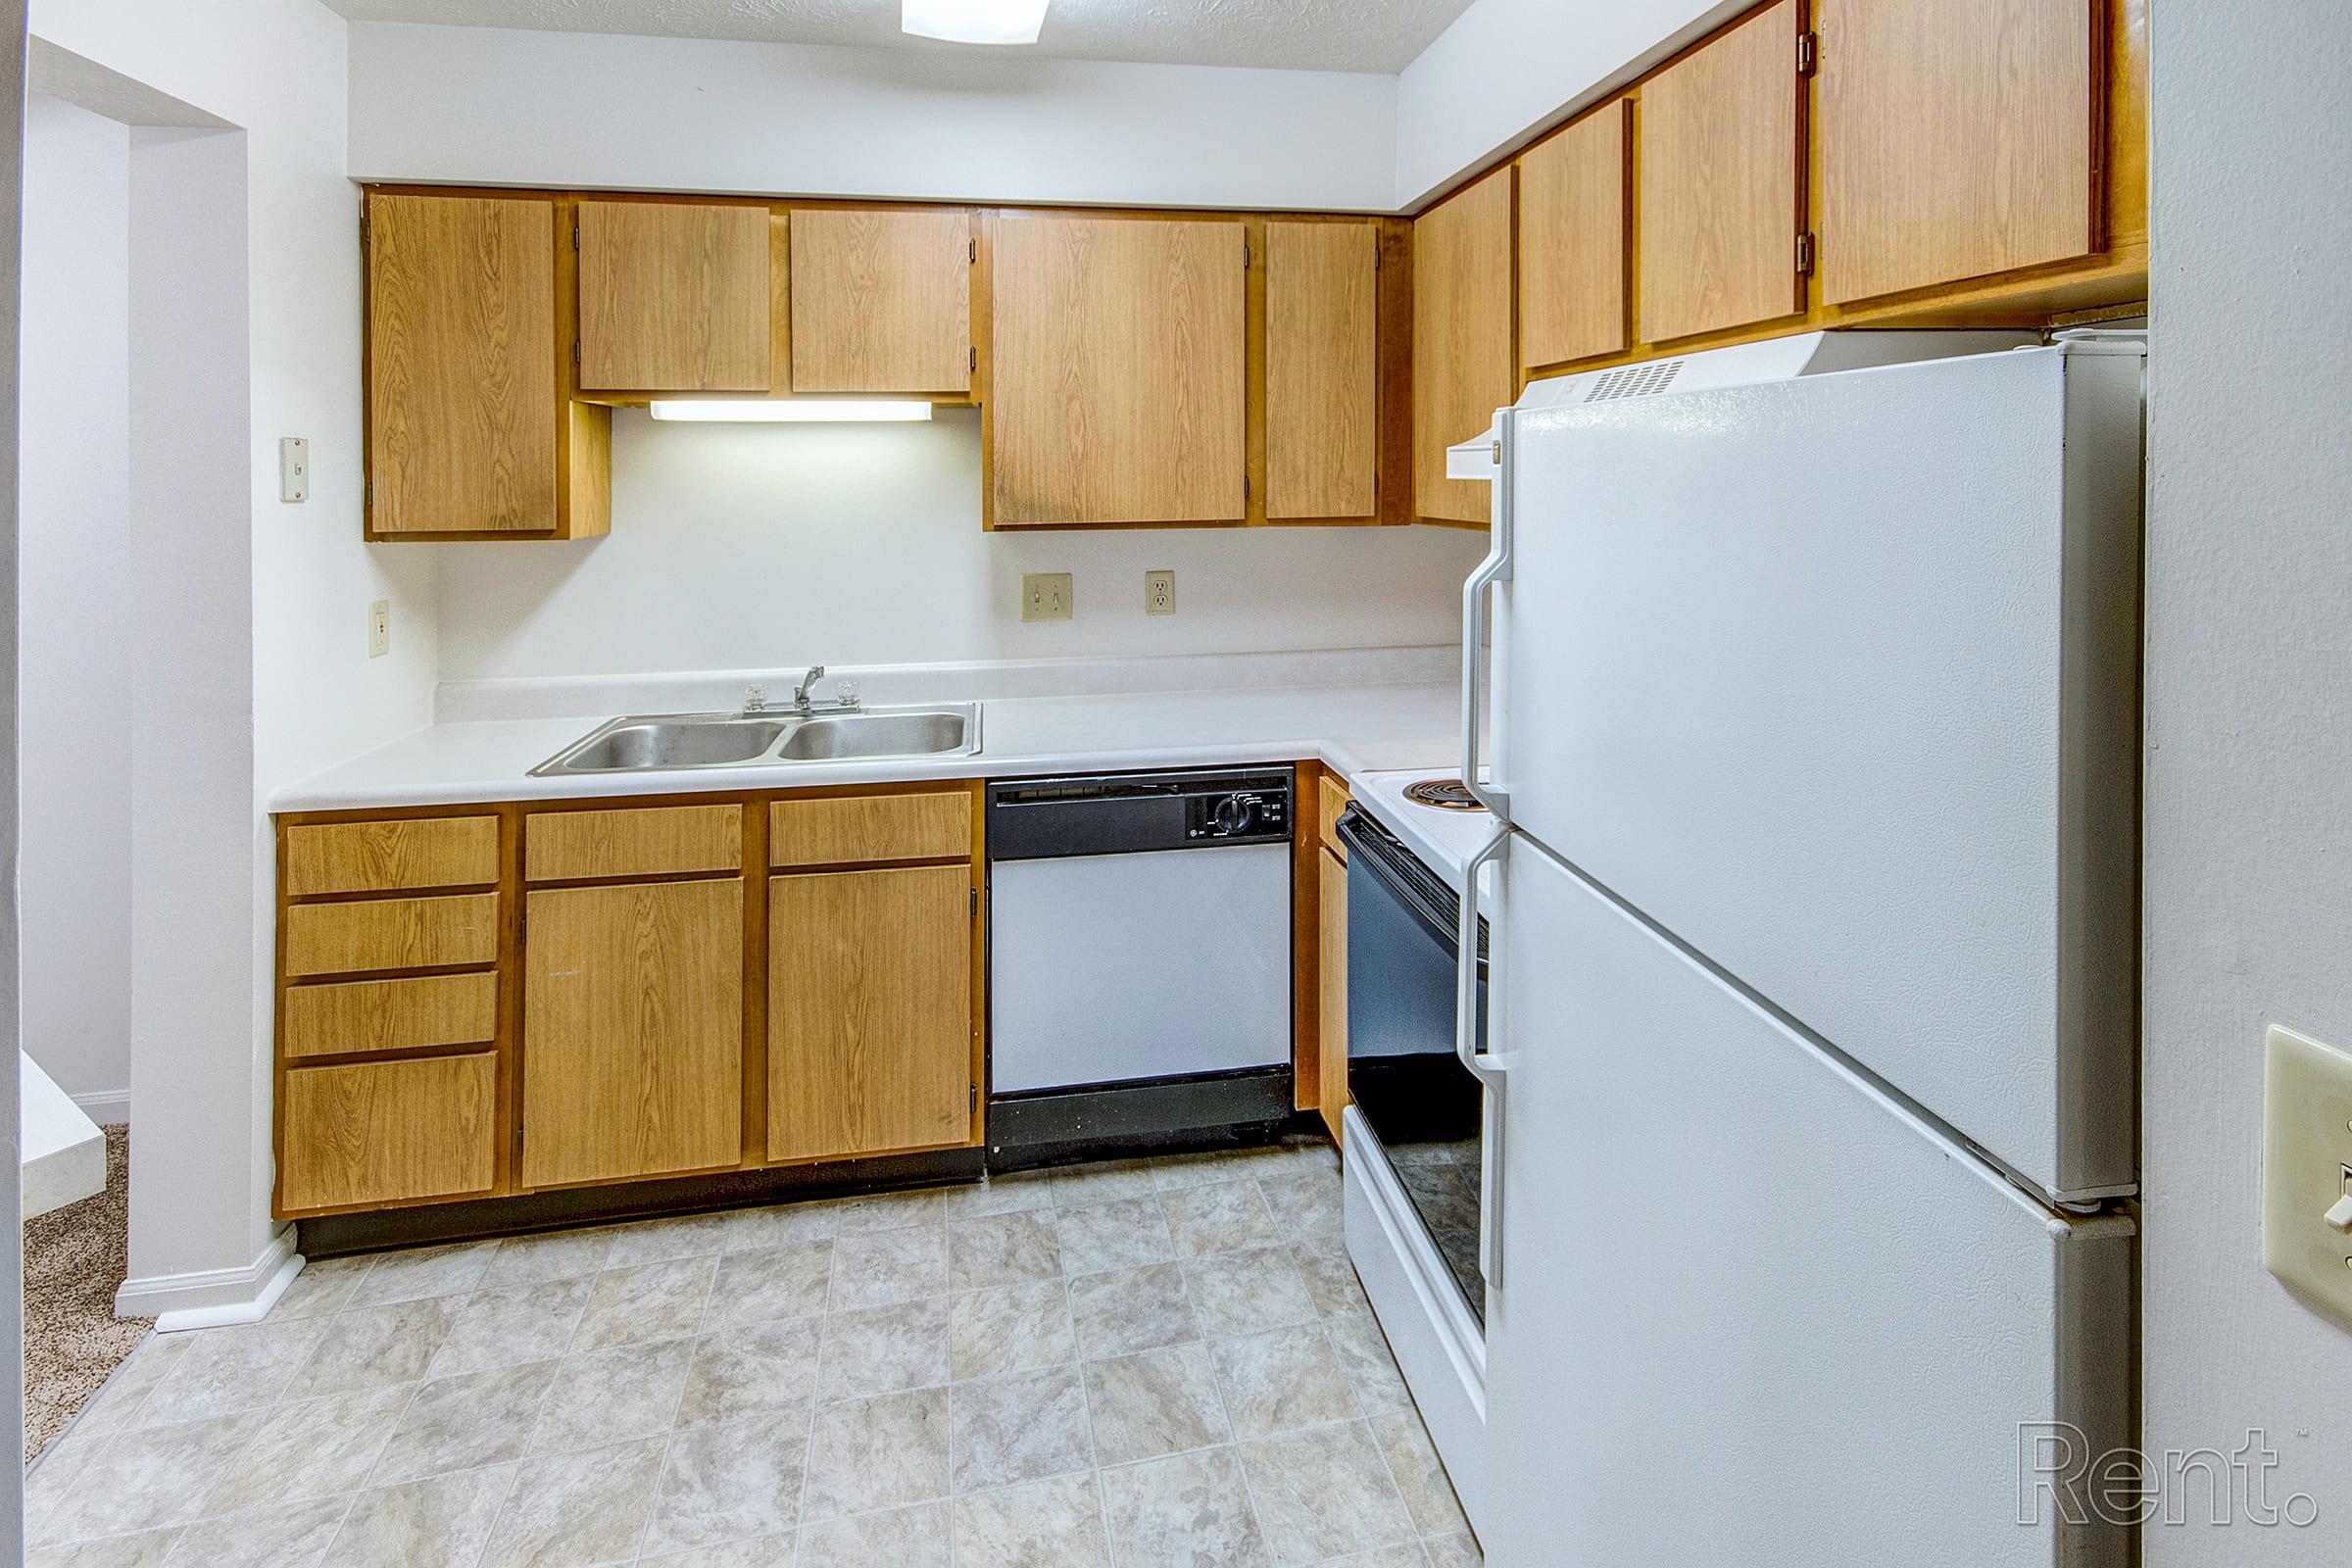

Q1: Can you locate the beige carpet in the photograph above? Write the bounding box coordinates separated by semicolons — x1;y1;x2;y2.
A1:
23;1124;150;1460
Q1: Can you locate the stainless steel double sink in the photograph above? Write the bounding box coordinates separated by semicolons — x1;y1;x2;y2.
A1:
529;703;981;777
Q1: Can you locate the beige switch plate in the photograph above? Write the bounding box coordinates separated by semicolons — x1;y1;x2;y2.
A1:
368;600;391;660
2263;1023;2352;1324
1021;572;1073;622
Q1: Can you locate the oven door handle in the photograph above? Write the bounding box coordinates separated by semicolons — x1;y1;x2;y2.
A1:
1456;822;1509;1289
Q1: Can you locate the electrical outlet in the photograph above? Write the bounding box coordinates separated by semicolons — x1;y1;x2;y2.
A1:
1021;572;1073;622
278;436;310;503
1145;569;1177;615
368;600;391;659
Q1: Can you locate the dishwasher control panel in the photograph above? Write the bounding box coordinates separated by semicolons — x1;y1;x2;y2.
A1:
988;768;1295;860
1186;787;1289;843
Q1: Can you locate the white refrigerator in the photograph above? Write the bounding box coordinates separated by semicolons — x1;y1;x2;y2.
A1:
1462;337;2142;1567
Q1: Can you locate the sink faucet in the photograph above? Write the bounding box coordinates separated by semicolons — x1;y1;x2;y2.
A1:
792;665;826;713
745;668;858;716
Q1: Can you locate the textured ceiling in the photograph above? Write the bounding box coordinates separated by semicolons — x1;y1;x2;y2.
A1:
323;0;1478;74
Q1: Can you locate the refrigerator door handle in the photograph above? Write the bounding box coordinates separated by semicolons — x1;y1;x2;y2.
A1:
1461;417;1515;822
1458;822;1510;1287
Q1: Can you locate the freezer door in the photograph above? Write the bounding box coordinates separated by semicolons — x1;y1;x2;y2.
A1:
1497;343;2141;1201
1483;840;2132;1568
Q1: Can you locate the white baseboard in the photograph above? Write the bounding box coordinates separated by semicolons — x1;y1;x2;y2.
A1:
71;1090;129;1125
117;1228;303;1331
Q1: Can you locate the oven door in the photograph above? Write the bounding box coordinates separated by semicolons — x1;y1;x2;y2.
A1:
1337;808;1487;1322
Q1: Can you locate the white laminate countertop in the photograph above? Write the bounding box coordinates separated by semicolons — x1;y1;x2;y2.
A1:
271;682;1466;812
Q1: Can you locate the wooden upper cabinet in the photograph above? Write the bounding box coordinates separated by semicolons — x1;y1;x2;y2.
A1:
1638;0;1805;344
366;193;563;537
577;200;771;393
1412;170;1514;525
791;209;973;395
1265;222;1379;521
1519;102;1630;369
1816;0;2098;305
989;216;1247;527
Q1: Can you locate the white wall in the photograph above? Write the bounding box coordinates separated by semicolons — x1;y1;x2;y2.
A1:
27;0;440;1314
1393;0;1745;207
348;23;1397;213
438;410;1487;683
18;91;131;1118
2142;0;2352;1556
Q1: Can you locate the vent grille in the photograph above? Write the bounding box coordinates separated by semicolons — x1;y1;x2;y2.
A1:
1584;360;1684;402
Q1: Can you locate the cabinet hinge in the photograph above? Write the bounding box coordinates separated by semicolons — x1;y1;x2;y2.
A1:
1795;231;1817;275
364;480;374;509
359;214;369;249
968;237;978;264
970;1083;980;1112
969;345;978;373
571;224;581;251
517;909;527;945
572;340;581;367
1244;243;1252;270
1796;30;1818;75
969;886;979;919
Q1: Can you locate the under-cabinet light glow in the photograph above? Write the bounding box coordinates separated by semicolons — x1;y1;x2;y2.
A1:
648;401;935;423
903;0;1051;46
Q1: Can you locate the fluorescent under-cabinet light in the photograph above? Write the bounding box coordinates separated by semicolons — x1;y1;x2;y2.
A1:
903;0;1051;47
648;401;935;423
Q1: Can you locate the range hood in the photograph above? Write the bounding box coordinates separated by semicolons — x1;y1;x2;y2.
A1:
1444;329;2040;483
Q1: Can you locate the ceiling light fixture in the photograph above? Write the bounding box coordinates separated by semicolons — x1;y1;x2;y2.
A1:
903;0;1050;47
648;401;935;423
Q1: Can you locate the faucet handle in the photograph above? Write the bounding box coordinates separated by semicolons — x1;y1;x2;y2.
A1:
743;684;768;712
834;681;860;710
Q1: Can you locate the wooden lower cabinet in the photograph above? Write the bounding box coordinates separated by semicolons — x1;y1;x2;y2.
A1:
521;877;745;1188
279;1054;497;1213
1317;846;1349;1145
767;863;977;1163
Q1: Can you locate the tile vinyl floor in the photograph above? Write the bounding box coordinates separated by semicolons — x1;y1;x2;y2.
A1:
25;1140;1483;1568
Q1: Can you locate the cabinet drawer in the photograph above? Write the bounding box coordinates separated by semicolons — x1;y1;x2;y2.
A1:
283;893;500;978
1317;775;1351;860
770;790;972;868
284;815;498;896
526;804;743;882
283;972;499;1060
278;1054;497;1213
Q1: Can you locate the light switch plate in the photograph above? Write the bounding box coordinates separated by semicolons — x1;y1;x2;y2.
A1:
368;600;390;659
1021;572;1073;622
1145;569;1176;615
278;436;310;503
2263;1023;2352;1324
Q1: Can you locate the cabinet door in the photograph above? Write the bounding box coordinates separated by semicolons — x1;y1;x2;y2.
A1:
791;209;973;394
1817;0;2097;304
577;200;771;393
1519;101;1630;369
768;865;975;1163
367;193;558;535
1412;169;1514;524
1317;847;1349;1145
990;217;1247;526
522;878;744;1187
1638;0;1804;343
1266;221;1379;521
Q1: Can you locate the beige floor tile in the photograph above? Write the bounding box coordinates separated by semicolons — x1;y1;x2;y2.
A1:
1082;1344;1230;1466
818;1296;952;1399
1369;1408;1470;1536
478;1227;615;1290
1325;1545;1433;1568
1158;1181;1282;1258
703;1243;833;1330
1099;1446;1271;1568
948;1364;1094;1494
834;1189;952;1234
943;1169;1056;1219
530;1336;696;1455
162;1494;350;1567
24;1524;183;1567
951;1472;1109;1568
948;1279;1076;1382
1048;1159;1158;1208
427;1277;592;1379
263;1255;373;1323
1294;1233;1372;1317
199;1387;414;1516
1207;1323;1359;1440
22;1423;116;1544
827;1226;948;1311
1323;1312;1414;1417
643;1418;808;1554
722;1200;840;1251
575;1257;717;1350
949;1209;1061;1290
39;1410;267;1541
368;1359;558;1485
135;1319;327;1427
1052;1199;1178;1276
677;1318;822;1428
1257;1170;1345;1242
327;1461;518;1568
289;1298;463;1396
1065;1264;1199;1360
1240;1421;1419;1566
802;1387;951;1521
638;1534;798;1567
1423;1529;1483;1566
1145;1151;1243;1193
1182;1248;1317;1337
478;1436;666;1568
603;1212;734;1270
346;1242;497;1308
794;1499;951;1568
62;1335;188;1443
